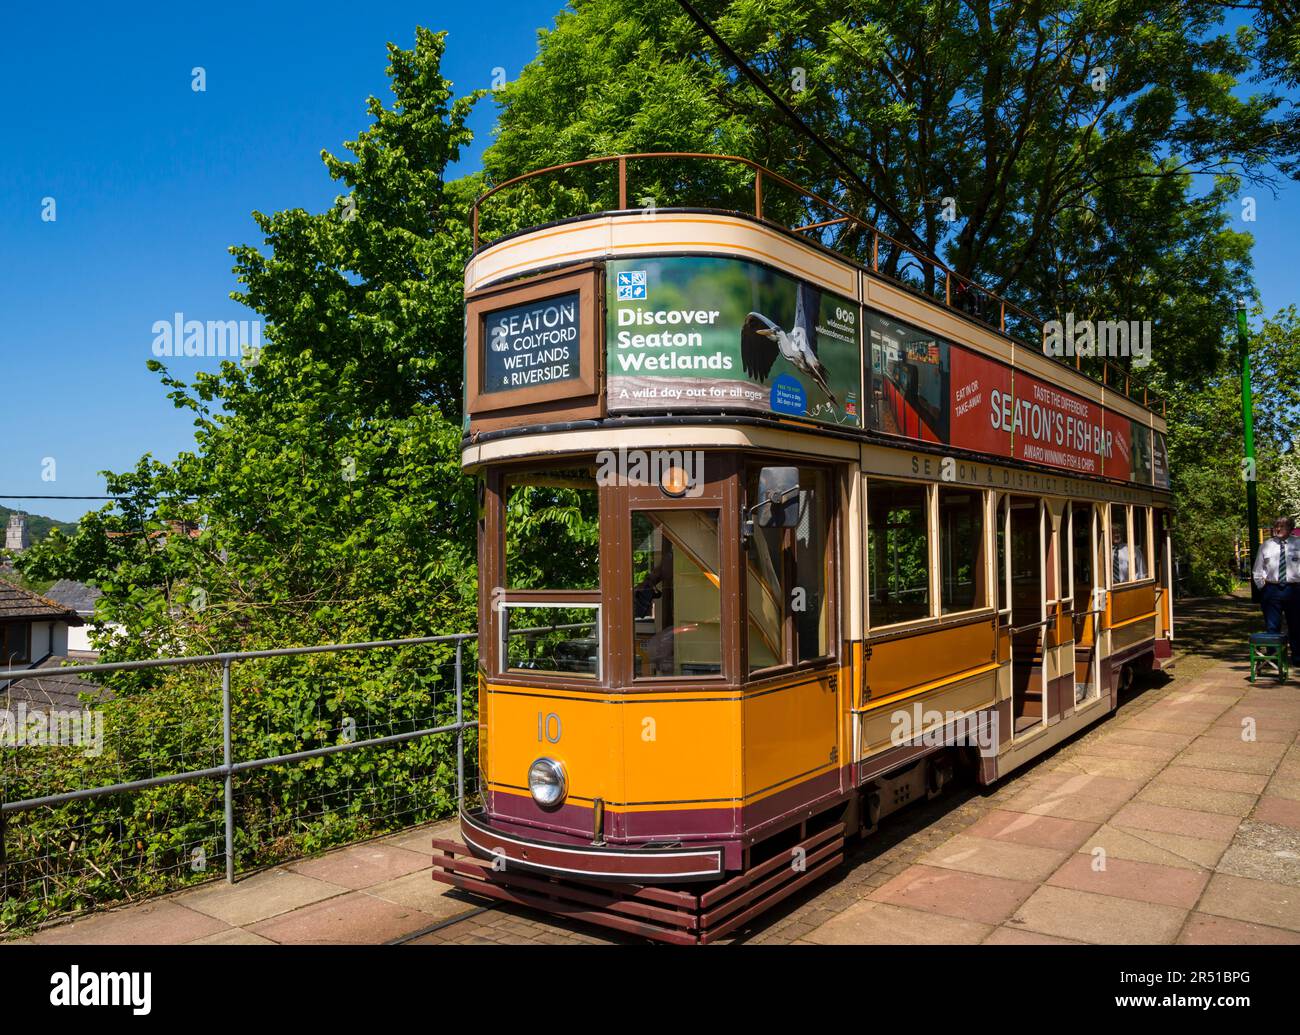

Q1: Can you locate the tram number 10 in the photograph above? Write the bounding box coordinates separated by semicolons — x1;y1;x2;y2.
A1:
537;712;562;743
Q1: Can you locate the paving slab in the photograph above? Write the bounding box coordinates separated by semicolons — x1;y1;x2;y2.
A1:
868;864;1036;926
1177;912;1300;945
982;926;1085;945
1195;872;1300;932
963;809;1099;851
918;833;1070;883
1045;853;1209;909
363;869;481;921
1151;765;1269;795
1111;801;1241;844
188;927;278;945
1078;823;1223;871
287;842;430;890
29;900;229;945
1252;795;1300;830
177;868;348;926
1135;781;1257;818
248;891;445;944
803;900;993;945
1009;885;1187;944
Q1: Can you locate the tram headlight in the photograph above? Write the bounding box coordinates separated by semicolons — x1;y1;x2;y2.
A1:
528;758;567;809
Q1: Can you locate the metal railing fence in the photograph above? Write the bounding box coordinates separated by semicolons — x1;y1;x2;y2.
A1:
0;633;480;931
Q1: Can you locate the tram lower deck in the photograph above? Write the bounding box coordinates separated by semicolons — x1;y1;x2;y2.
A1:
432;423;1172;939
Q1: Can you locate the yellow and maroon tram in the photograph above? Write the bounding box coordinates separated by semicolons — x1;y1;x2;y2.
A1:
431;154;1174;943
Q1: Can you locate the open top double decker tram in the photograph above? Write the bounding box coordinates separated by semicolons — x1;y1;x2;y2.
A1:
431;154;1174;944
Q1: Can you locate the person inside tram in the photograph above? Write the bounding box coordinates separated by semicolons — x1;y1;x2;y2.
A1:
1252;515;1300;663
1112;540;1147;583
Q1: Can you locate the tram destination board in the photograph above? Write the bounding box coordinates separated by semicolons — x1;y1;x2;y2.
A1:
482;291;582;394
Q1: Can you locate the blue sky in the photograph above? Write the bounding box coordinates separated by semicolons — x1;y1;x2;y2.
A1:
2;3;1297;522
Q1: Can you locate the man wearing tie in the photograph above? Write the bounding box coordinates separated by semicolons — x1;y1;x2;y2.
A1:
1252;516;1300;662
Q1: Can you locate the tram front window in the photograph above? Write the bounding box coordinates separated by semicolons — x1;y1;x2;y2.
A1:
631;510;723;677
504;466;600;589
745;467;832;673
503;605;600;677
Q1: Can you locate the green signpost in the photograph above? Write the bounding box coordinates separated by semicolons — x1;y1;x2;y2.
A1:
1238;299;1259;595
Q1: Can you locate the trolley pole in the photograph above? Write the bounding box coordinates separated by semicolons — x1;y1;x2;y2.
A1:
1238;299;1259;596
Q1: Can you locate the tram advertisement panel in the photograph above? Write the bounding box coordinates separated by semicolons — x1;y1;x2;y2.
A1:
867;310;1154;483
605;256;862;427
867;310;1014;457
1152;429;1170;489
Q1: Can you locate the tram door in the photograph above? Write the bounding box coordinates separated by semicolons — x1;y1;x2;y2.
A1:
1070;502;1101;705
1007;496;1046;738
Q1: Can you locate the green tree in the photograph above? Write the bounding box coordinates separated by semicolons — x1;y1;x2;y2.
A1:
6;29;486;930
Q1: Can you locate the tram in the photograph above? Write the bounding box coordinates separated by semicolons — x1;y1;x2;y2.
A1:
431;154;1174;943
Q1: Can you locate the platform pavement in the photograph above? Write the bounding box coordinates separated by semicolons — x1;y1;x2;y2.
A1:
10;594;1300;946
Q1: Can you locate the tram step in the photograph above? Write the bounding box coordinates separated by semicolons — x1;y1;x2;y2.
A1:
429;823;845;945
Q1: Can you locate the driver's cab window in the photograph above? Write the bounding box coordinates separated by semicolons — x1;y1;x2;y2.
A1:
498;465;602;679
745;466;833;675
631;510;723;677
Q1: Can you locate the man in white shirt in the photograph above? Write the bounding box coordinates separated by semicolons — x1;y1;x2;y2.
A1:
1252;516;1300;661
1112;542;1148;584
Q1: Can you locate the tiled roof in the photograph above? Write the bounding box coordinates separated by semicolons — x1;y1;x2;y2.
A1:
0;654;107;710
0;577;83;623
43;579;103;616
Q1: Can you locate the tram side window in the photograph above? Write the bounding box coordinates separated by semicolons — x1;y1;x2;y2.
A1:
1057;508;1071;602
745;468;832;673
938;487;985;614
1131;506;1150;580
632;510;723;677
1071;503;1094;602
504;467;600;589
1111;504;1131;585
868;481;930;627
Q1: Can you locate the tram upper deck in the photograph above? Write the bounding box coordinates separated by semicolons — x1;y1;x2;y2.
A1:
461;152;1167;484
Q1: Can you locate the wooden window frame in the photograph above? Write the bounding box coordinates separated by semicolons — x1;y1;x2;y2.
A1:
743;460;840;682
936;484;989;619
465;264;602;419
865;477;934;634
483;461;607;689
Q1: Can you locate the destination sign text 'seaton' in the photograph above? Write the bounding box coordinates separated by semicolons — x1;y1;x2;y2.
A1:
482;292;581;393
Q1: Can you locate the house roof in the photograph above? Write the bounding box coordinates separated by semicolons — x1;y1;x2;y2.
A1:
0;654;107;710
43;579;103;616
0;577;84;624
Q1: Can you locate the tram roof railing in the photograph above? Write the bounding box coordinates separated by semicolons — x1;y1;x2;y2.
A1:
470;152;1165;418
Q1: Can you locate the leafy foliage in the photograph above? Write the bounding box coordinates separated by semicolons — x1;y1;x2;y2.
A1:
6;29;481;931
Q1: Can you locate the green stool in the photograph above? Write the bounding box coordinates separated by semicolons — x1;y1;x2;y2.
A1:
1249;632;1289;683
